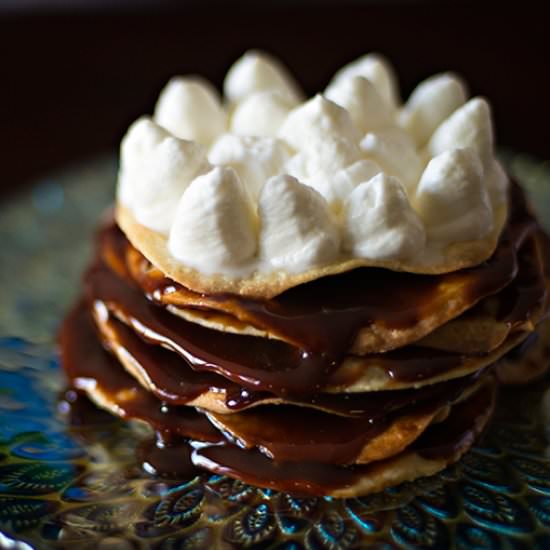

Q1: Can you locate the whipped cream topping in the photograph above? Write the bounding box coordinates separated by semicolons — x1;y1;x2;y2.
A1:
329;53;400;110
223;50;303;104
399;73;468;146
154;77;226;146
118;50;508;276
414;148;493;243
168;166;257;273
360;127;423;196
208;134;290;201
230;90;298;137
325;76;393;134
344;173;426;259
259;175;340;271
118;117;210;233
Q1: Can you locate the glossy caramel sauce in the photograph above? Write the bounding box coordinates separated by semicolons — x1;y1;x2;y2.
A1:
137;439;200;479
205;385;471;464
98;311;244;405
59;370;494;495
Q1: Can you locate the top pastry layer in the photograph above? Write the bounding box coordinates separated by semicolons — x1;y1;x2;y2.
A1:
116;50;509;297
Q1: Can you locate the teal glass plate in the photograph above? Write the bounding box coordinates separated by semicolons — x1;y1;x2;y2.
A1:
0;154;549;549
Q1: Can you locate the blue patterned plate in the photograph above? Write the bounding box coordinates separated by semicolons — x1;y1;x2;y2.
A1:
1;154;549;548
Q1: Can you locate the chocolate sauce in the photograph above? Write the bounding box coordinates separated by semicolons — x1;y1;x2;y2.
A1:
209;404;393;465
87;264;328;395
100;307;480;416
190;378;496;495
138;439;201;479
58;388;115;426
61;301;488;467
366;346;465;383
413;379;496;460
86;260;476;395
271;372;479;417
497;236;547;324
206;395;451;465
192;443;361;494
100;313;243;405
60;303;223;444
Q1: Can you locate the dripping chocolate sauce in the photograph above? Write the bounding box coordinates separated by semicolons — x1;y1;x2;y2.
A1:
60;302;487;466
188;379;496;495
114;376;496;495
60;304;223;444
99;307;481;417
203;386;471;465
137;439;201;479
86;260;474;395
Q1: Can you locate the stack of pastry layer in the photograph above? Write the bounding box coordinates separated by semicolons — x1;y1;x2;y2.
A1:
61;52;549;497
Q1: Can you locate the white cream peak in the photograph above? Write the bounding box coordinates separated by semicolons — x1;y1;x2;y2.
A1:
298;159;382;213
168;166;257;273
230;90;298;137
208;134;291;201
329;159;383;207
399;73;468;146
259;174;340;271
415;148;493;242
154;76;226;146
428;97;494;168
343;173;426;259
223;50;303;104
324;75;393;134
118;117;209;234
279;94;361;151
330;53;400;110
360;127;423;196
285;137;361;196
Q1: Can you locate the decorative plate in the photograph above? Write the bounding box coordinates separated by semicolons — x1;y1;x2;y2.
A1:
0;153;549;549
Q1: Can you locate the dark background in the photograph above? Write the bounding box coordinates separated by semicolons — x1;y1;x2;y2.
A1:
1;0;548;201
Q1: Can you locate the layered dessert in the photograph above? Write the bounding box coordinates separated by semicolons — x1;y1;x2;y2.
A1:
60;51;549;497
